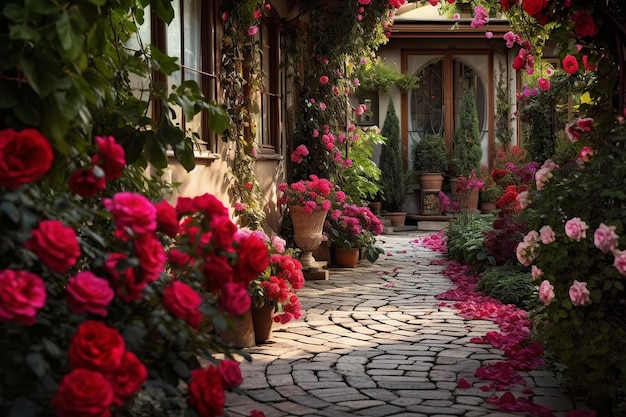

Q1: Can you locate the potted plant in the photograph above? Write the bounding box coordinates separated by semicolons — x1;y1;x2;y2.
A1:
452;87;482;179
479;183;503;213
326;203;385;266
245;230;305;342
378;100;411;226
412;134;448;191
278;175;346;269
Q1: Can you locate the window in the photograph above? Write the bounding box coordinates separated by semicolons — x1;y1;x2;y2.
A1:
404;51;492;166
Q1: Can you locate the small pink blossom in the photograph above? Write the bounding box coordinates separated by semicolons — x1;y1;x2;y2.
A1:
613;249;626;275
538;77;550;91
579;146;594;163
569;280;591;306
539;225;556;244
485;31;493;39
453;13;460;21
319;75;329;84
353;78;361;87
531;265;543;281
535;167;553;190
471;6;489;28
247;26;259;36
565;217;589;241
320;103;326;111
594;223;619;253
539;280;555;305
516;190;530;209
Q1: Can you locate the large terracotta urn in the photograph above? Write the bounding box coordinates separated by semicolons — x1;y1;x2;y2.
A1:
289;205;328;269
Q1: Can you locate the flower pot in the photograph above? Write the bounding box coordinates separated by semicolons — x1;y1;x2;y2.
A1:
251;304;274;343
418;172;444;191
385;211;406;227
219;309;256;348
368;200;383;214
289;205;328;269
480;201;497;214
333;247;360;268
312;240;330;261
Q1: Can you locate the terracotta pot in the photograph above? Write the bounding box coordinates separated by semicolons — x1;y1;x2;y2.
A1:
418;172;444;191
334;247;360;268
251;304;274;343
289;205;328;269
368;200;383;214
385;212;406;227
312;240;330;261
480;201;497;214
219;309;255;348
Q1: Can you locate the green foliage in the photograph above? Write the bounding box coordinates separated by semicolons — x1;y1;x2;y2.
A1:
521;140;626;415
478;264;538;310
379;100;408;212
452;88;482;176
479;183;503;203
412;134;448;173
446;212;494;272
340;128;386;203
495;62;513;148
353;57;420;94
0;0;229;177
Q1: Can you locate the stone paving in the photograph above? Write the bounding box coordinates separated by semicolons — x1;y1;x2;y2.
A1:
223;230;587;417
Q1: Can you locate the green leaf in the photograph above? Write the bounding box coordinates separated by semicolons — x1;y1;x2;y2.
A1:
151;0;174;24
20;51;59;98
3;4;27;22
56;12;83;60
0;79;19;109
25;0;60;15
172;359;190;379
174;138;195;172
41;338;61;358
205;103;231;134
149;45;179;76
8;397;38;417
9;24;41;42
122;323;148;352
26;352;46;377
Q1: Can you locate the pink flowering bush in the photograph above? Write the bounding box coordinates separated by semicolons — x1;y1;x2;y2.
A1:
277;175;345;214
517;135;626;414
0;128;271;417
326;203;385;262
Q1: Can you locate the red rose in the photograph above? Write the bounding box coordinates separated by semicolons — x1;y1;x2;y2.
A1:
210;215;237;251
562;55;579;74
219;282;251;316
69;320;126;372
572;9;598;38
66;271;114;317
218;359;243;389
188;366;226;417
93;135;126;180
52;369;114;417
202;254;234;292
104;351;147;407
512;54;526;70
0;269;46;325
167;248;195;268
155;199;181;237
104;192;157;235
176;193;228;217
521;0;548;19
25;219;81;273
0;128;54;189
134;233;166;282
163;281;203;329
104;253;144;301
233;234;269;283
68;167;107;197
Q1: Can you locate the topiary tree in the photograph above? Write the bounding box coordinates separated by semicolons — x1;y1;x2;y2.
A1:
452;87;482;176
379;99;407;212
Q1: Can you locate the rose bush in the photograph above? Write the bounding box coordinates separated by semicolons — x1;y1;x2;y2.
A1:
0;127;271;417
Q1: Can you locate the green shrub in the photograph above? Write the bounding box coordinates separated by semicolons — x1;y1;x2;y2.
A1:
412;134;448;173
446;213;494;272
379;100;408;212
478;265;538;310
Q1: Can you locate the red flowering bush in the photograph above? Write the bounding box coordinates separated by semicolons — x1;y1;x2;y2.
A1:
0;127;270;417
245;229;305;324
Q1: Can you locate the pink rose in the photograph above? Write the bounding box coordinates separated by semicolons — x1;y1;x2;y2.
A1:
569;280;591;306
52;369;114;417
93;136;125;180
565;217;589;241
163;281;203;329
594;223;619;253
219;282;251;316
218;359;243;389
535;167;553;190
104;253;144;301
0;269;46;325
319;75;329;84
67;271;114;317
537;77;550;91
531;265;543;281
25;219;81;273
539;225;556;244
104;192;157;235
612;249;626;276
539;280;555;305
516;190;530;209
